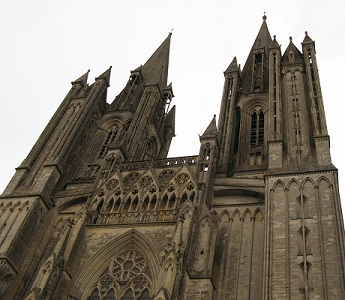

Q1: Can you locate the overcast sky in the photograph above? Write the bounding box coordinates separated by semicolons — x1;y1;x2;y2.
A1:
1;1;344;208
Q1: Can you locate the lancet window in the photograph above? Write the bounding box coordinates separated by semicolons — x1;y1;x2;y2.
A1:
250;110;264;146
99;127;119;157
180;183;196;205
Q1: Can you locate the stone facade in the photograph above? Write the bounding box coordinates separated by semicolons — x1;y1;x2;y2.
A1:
1;17;344;299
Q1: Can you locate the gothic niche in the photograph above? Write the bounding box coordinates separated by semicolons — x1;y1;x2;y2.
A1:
87;250;152;300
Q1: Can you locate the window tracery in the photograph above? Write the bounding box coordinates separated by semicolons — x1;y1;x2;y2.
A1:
87;250;152;300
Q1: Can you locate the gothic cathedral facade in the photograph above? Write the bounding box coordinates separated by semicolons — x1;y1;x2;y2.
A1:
1;17;344;299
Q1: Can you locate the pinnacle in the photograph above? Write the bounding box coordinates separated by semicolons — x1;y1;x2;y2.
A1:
95;66;112;87
200;115;217;139
269;35;280;49
224;57;240;73
71;69;90;86
302;31;314;45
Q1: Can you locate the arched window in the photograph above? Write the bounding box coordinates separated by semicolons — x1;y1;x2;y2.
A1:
250;111;264;146
130;197;139;211
168;194;176;209
113;198;121;212
123;198;131;211
87;250;152;300
105;199;114;213
180;193;188;206
99;127;118;157
149;196;157;210
161;195;168;209
141;196;149;210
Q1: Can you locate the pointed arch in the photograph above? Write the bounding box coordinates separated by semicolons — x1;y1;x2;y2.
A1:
70;229;161;299
180;192;188;206
316;176;331;187
287;178;300;190
141;195;150;210
302;177;316;189
130;196;139;211
272;179;285;191
220;210;230;221
123;197;131;211
200;214;213;227
180;203;194;218
149;195;157;210
242;208;252;219
161;256;177;296
167;193;176;209
253;207;264;220
160;194;168;209
232;209;241;220
113;197;121;212
104;198;114;213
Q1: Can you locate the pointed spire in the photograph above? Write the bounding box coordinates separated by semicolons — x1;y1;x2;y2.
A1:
240;17;273;92
302;31;315;52
200;115;217;139
269;35;280;49
95;66;112;87
141;33;171;87
302;31;314;45
282;36;303;64
224;57;240;73
252;16;272;49
71;69;90;86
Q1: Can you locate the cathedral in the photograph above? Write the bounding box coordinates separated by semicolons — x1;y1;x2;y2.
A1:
1;17;344;299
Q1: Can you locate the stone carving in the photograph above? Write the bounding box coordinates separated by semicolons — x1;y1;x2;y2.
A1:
123;172;140;189
175;173;190;184
158;169;176;186
139;176;153;187
105;179;119;190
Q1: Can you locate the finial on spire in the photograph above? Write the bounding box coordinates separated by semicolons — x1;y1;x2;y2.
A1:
305;31;308;36
289;36;292;42
262;12;267;20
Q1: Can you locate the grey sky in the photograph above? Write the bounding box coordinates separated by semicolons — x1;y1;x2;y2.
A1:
1;1;344;206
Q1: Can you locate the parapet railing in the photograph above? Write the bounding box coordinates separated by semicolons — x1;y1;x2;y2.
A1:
118;155;198;171
89;208;180;225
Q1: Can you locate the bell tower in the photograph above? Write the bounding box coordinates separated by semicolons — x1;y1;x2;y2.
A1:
214;16;345;299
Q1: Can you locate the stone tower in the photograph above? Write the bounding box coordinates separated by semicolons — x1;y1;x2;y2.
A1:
0;17;344;299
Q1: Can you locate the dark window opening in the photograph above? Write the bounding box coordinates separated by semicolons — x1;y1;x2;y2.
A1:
250;111;264;147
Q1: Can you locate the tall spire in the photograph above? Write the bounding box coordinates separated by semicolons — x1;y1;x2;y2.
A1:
241;17;273;93
141;33;171;87
252;15;272;49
